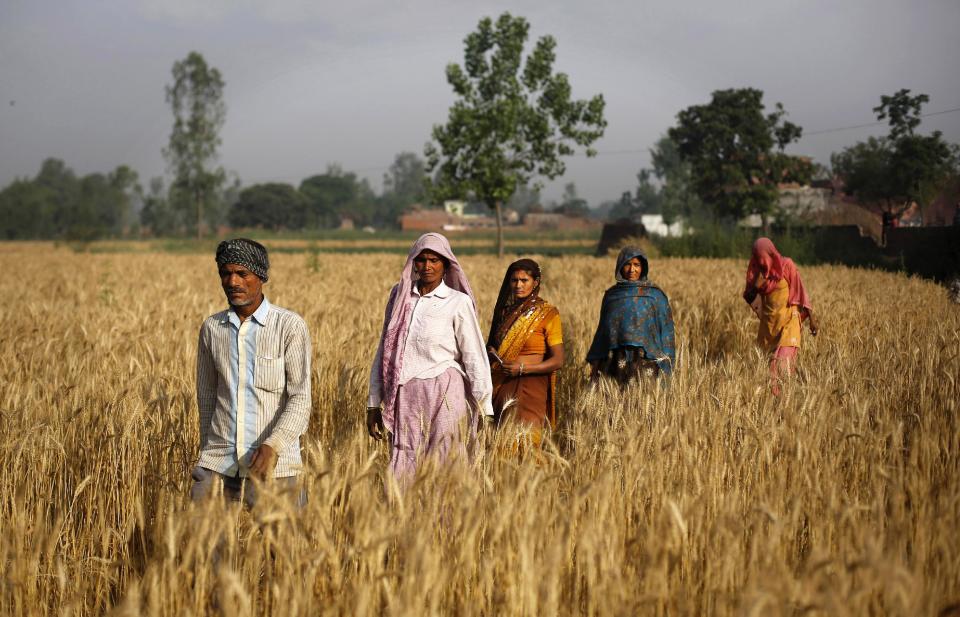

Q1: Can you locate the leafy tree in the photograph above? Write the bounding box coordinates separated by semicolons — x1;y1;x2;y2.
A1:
0;159;142;239
608;191;637;221
874;89;927;140
634;169;661;215
669;88;803;231
383;152;426;204
34;158;80;233
164;51;226;239
229;183;308;230
649;136;704;226
425;12;607;256
507;183;541;215
140;177;179;236
610;137;701;230
832;90;958;217
554;182;589;217
378;152;427;228
0;179;56;239
299;164;376;228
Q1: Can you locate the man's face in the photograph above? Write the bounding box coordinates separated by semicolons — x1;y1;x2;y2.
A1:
219;263;263;307
413;249;446;286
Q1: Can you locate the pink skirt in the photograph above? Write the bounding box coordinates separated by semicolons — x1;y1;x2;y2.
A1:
388;367;477;485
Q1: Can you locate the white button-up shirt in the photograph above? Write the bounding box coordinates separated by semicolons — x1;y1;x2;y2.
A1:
368;280;494;416
196;299;311;478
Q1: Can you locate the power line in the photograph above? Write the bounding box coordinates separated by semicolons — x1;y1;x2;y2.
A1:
803;106;960;136
244;106;960;181
581;106;960;157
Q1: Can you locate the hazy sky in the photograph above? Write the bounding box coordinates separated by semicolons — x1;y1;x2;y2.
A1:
2;0;958;205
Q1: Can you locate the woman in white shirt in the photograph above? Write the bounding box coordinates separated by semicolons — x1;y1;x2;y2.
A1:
366;233;493;485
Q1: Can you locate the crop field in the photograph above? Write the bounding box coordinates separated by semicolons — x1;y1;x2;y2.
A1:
0;242;958;616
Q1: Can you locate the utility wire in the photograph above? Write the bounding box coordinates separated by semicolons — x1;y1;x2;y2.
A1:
583;106;960;156
245;106;960;182
803;106;960;136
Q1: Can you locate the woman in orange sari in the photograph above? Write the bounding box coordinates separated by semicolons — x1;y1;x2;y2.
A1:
743;237;819;395
486;259;564;435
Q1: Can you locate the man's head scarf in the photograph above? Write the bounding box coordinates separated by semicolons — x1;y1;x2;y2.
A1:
216;238;270;281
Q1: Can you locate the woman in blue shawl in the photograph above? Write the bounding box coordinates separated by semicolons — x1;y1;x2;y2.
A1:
586;246;676;382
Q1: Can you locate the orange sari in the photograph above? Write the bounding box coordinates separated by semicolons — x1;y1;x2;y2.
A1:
491;301;562;428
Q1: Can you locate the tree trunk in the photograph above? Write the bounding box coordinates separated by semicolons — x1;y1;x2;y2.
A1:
196;189;202;241
495;200;504;258
761;212;770;236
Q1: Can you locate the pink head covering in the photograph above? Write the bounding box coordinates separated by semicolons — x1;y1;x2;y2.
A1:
377;233;477;427
743;237;813;319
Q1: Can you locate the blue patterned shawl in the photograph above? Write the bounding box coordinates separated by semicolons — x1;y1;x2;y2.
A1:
585;247;676;374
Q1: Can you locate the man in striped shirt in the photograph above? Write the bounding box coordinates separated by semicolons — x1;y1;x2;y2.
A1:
191;238;311;507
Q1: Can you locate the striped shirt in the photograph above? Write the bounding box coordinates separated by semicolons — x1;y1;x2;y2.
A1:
196;298;311;478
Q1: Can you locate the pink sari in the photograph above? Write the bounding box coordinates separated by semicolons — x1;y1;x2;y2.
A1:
373;234;480;483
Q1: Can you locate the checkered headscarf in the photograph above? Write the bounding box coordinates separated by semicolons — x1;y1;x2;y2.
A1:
215;238;270;281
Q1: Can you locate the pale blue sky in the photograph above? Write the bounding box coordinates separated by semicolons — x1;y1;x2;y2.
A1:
1;0;958;205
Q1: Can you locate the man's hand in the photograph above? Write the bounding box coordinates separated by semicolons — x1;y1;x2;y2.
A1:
249;444;278;480
367;408;385;440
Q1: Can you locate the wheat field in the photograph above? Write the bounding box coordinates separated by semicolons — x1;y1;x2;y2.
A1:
0;242;957;616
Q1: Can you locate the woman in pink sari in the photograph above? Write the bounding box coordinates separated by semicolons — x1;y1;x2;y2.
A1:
366;233;493;485
743;237;819;395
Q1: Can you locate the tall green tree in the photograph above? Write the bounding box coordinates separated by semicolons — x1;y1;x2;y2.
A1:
0;179;55;239
506;183;541;215
648;136;703;226
832;90;958;217
555;182;589;217
164;51;226;239
140;177;179;236
378;152;427;228
229;183;307;230
669;88;804;231
425;12;606;256
299;164;376;228
383;152;426;204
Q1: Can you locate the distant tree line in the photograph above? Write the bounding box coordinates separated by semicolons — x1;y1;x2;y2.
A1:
2;35;958;243
0;159;140;241
606;87;958;232
0;151;428;240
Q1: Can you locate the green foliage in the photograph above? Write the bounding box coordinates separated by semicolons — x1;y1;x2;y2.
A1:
832;90;959;215
229;183;308;230
607;191;636;221
633;170;662;215
873;89;928;140
652;221;816;262
382;152;426;204
299;164;376;228
425;12;606;254
609;136;702;229
669;88;804;225
378;152;428;228
139;177;180;236
164;51;227;237
506;183;542;215
554;182;589;217
0;158;140;240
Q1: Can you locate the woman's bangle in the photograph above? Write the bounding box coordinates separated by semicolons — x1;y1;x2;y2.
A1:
519;363;524;376
366;406;380;414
